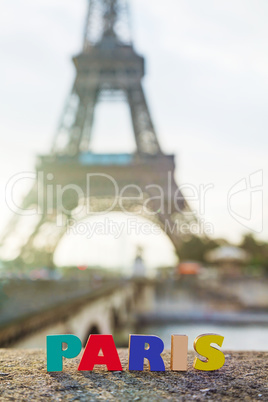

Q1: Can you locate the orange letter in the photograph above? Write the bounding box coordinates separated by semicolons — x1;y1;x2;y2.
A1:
170;335;188;371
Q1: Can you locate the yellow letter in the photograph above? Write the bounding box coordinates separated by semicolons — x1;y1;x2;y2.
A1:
193;333;225;371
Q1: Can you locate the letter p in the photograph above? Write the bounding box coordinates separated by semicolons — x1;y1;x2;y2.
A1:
47;335;82;372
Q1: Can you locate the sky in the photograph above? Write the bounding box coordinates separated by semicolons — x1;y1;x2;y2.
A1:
0;0;267;270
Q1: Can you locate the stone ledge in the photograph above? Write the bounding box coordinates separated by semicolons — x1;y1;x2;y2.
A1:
0;349;267;401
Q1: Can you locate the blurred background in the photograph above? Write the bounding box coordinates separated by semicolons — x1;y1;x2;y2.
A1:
0;0;268;351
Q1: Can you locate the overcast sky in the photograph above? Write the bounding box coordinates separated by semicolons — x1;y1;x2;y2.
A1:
0;0;267;269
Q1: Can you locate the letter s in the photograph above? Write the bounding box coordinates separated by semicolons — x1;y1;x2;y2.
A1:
193;333;225;371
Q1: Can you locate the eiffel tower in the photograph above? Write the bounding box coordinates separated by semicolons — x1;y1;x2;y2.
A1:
1;0;192;267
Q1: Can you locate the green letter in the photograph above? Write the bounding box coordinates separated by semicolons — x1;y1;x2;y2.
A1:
47;335;82;372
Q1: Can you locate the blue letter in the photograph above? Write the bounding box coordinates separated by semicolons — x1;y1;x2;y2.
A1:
128;335;165;371
47;335;82;372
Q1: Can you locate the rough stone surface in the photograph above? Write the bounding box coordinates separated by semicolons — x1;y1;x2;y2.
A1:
0;349;267;401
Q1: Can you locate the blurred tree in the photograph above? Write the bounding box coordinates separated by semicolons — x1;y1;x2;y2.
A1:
0;281;8;311
178;233;268;272
178;235;224;262
239;233;268;270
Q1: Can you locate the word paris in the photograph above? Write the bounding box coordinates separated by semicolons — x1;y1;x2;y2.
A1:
47;333;225;372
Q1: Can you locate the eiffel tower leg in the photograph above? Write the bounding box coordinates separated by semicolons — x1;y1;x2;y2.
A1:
18;216;48;265
67;100;87;155
51;85;76;154
80;92;99;152
67;92;98;155
157;210;182;257
142;198;183;258
0;184;40;256
19;214;68;267
157;202;194;258
127;84;162;155
144;181;192;258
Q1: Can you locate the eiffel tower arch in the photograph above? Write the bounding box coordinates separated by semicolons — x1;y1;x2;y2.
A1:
0;0;193;267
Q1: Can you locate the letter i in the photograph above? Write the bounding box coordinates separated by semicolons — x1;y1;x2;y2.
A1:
170;335;188;371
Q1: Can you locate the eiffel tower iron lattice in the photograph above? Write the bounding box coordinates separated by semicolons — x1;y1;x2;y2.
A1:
1;0;194;267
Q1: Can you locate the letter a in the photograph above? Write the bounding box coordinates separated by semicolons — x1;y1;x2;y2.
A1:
78;334;122;371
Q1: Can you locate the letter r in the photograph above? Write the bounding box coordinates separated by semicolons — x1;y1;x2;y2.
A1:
128;335;165;371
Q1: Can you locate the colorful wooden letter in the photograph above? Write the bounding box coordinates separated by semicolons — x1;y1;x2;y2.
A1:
193;333;225;371
47;334;82;372
170;335;188;371
78;334;123;371
128;335;165;371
